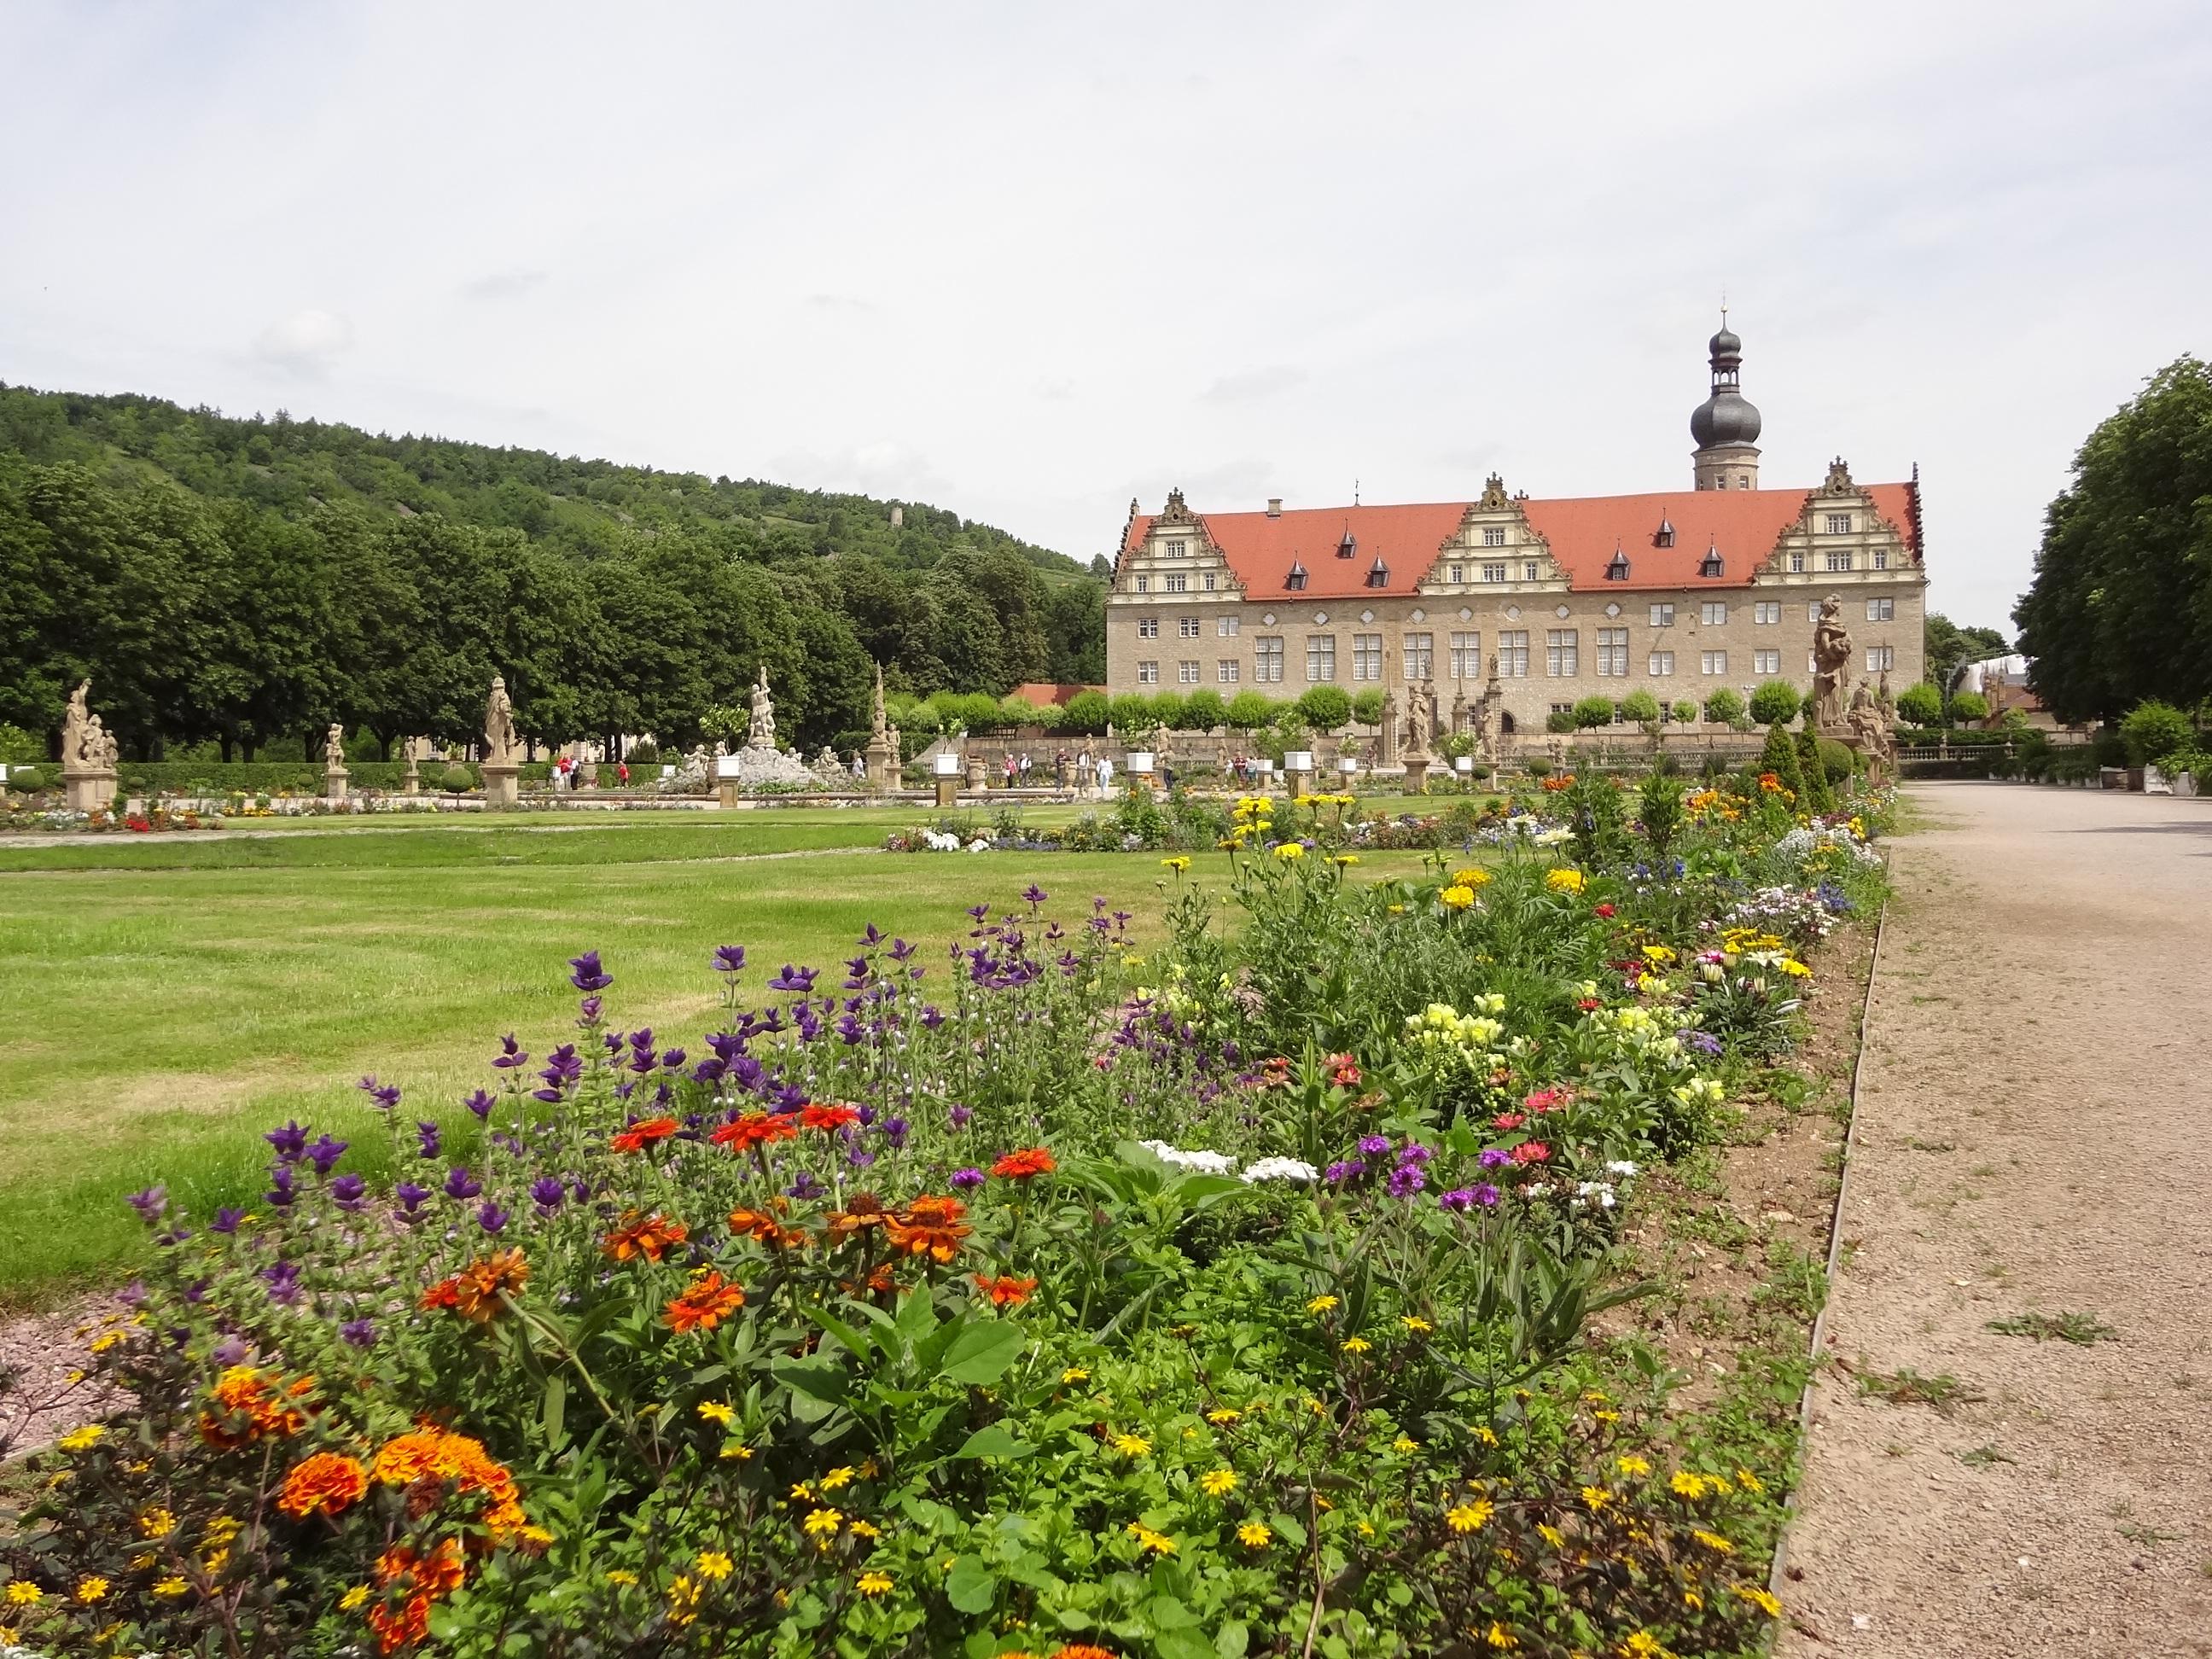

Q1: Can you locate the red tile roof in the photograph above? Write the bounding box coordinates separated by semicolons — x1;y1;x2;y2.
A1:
1007;682;1102;706
1123;481;1920;596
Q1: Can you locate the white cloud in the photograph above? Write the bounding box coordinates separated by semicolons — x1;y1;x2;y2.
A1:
252;309;355;375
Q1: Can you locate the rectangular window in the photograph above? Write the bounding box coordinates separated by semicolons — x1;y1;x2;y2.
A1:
1788;551;1806;573
1481;562;1508;583
1545;629;1579;676
1138;661;1158;684
1701;601;1728;626
1403;632;1434;679
1754;601;1780;625
1217;615;1239;637
1647;649;1674;677
1596;627;1629;675
1449;632;1481;679
1872;548;1889;570
1866;597;1895;622
1179;659;1201;684
1165;571;1189;591
1254;637;1284;683
1218;659;1239;684
1701;650;1728;675
1549;702;1573;718
1306;635;1336;682
1649;602;1675;627
1167;539;1188;556
1352;633;1383;682
1866;645;1895;672
1754;649;1780;675
1824;550;1852;573
1498;630;1529;677
1447;563;1464;583
1482;527;1507;547
1202;571;1216;591
1523;561;1540;580
1807;602;1823;623
1179;616;1201;638
1138;617;1159;637
1825;514;1852;535
1135;575;1149;592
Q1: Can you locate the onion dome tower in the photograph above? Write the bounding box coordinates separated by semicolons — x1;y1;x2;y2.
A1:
1691;314;1762;490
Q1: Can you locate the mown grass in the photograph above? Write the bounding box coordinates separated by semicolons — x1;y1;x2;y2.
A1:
0;822;1433;1306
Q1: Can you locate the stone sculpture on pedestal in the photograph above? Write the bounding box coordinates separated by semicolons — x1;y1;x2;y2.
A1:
482;675;525;807
323;723;349;800
1811;595;1854;731
61;679;119;812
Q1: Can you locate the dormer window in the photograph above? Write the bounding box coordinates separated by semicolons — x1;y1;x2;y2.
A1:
1699;544;1725;579
1337;528;1357;559
1366;556;1389;589
1604;549;1631;582
1284;560;1308;591
1655;519;1675;549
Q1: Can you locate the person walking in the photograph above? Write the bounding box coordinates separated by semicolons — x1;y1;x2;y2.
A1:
1096;754;1113;795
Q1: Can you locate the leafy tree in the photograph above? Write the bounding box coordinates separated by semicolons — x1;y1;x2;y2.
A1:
1106;694;1155;735
1703;687;1746;726
2118;700;2194;765
1224;690;1277;731
1793;726;1834;812
1146;690;1188;732
1571;695;1616;730
1922;612;2009;700
1618;690;1661;725
1947;690;1989;724
1060;690;1109;735
2014;356;2212;721
1757;721;1806;800
1179;688;1225;731
1748;680;1802;726
1295;684;1352;732
1895;682;1943;726
1545;708;1577;734
1669;699;1699;724
1351;687;1386;727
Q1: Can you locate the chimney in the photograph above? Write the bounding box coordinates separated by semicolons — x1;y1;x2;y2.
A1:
1266;498;1282;517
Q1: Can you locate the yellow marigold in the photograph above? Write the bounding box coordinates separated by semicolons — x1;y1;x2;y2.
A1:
1619;1634;1666;1658
857;1569;893;1597
1446;1499;1493;1534
819;1465;857;1492
137;1506;178;1539
1545;868;1587;894
339;1585;370;1610
1341;1336;1371;1353
1486;1621;1519;1650
719;1444;753;1461
1451;868;1492;888
1273;841;1305;860
1732;1584;1782;1617
1581;1484;1613;1511
1199;1468;1237;1498
802;1508;843;1537
56;1425;105;1453
152;1577;188;1598
1110;1433;1151;1458
1734;1467;1764;1493
74;1576;108;1604
1669;1470;1709;1499
89;1330;127;1354
695;1550;733;1581
1440;884;1476;911
1535;1523;1564;1548
1306;1294;1338;1314
696;1400;734;1426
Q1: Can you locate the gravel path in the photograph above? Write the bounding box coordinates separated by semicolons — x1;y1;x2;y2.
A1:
1780;782;2212;1659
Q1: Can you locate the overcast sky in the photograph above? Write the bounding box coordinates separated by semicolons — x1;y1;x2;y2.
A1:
6;2;2208;634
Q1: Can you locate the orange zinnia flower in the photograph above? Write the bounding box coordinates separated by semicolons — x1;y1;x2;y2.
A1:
277;1450;368;1519
971;1273;1038;1308
886;1194;971;1262
708;1112;800;1153
728;1199;809;1249
664;1269;747;1335
826;1190;894;1240
369;1536;467;1651
419;1248;528;1322
371;1426;523;1534
602;1211;690;1263
798;1102;861;1132
990;1147;1057;1181
1049;1646;1121;1659
609;1115;680;1153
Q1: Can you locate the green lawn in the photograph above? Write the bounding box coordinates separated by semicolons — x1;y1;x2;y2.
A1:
0;820;1432;1306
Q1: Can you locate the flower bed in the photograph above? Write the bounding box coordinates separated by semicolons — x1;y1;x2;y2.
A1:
3;771;1889;1658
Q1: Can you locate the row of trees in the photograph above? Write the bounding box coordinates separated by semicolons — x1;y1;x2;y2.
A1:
0;388;1109;758
2014;355;2212;723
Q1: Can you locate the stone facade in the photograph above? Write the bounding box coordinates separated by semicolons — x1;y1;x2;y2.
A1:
1104;329;1927;736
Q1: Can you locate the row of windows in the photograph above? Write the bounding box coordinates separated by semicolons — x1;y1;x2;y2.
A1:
1133;642;1898;684
1137;597;1897;638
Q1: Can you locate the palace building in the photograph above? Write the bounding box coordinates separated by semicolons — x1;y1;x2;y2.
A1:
1103;324;1927;735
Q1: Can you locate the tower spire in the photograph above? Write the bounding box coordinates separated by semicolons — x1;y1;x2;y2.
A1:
1689;314;1762;491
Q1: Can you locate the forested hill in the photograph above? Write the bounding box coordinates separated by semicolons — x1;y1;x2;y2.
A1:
0;382;1107;758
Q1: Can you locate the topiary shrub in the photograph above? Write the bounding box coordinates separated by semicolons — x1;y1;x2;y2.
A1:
1618;690;1661;725
1895;682;1943;726
1758;722;1806;801
1670;700;1700;725
439;764;475;794
1793;726;1835;812
1295;684;1353;732
2119;700;2194;767
1704;687;1745;727
1545;708;1578;734
1947;690;1989;724
1749;680;1802;727
1571;695;1616;730
1816;737;1855;784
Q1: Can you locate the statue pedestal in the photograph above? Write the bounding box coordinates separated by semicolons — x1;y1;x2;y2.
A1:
934;776;959;808
482;763;521;809
403;760;422;796
63;767;116;814
964;756;986;792
865;738;898;796
323;765;349;802
1402;754;1433;794
1284;766;1313;800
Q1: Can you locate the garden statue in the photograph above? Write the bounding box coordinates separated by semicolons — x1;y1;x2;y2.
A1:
62;679;90;761
1811;595;1854;731
1847;678;1893;782
1405;680;1435;756
1377;687;1401;765
1547;736;1568;772
325;723;345;768
483;676;524;767
60;679;119;811
747;663;777;750
864;665;899;795
1877;667;1895;720
1450;687;1467;734
870;664;889;739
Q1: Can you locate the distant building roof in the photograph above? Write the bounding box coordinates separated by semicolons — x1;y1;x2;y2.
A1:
1008;682;1101;707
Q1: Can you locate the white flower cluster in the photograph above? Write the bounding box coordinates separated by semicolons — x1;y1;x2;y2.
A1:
1772;824;1880;870
1239;1156;1321;1185
1136;1140;1318;1185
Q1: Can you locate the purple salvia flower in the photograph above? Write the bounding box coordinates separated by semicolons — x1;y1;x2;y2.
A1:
950;1167;987;1190
443;1167;482;1202
264;1121;310;1162
888;937;916;963
394;1181;431;1215
577;995;602;1025
265;1167;298;1208
476;1201;509;1235
357;1076;401;1111
339;1318;378;1349
947;1103;973;1129
210;1207;246;1235
787;1170;824;1200
463;1088;496;1121
261;1260;303;1306
568;951;613;992
492;1034;528;1070
212;1334;248;1366
125;1185;167;1224
881;1116;909;1150
530;1177;566;1213
330;1173;368;1213
306;1134;349;1176
713;944;748;974
416;1121;442;1159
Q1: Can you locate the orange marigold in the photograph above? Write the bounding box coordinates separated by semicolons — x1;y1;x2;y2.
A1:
1048;1646;1121;1659
971;1273;1038;1308
420;1248;529;1322
798;1103;861;1132
608;1115;680;1153
664;1269;747;1335
371;1427;521;1526
990;1147;1057;1181
885;1194;971;1262
602;1211;690;1264
277;1451;368;1520
708;1112;800;1153
368;1537;466;1652
197;1365;315;1448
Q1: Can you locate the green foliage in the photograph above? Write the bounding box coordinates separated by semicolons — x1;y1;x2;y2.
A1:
2119;699;2195;766
0;722;41;763
1947;690;1988;724
1106;694;1155;736
1059;690;1109;736
1639;769;1685;855
1670;699;1699;724
1618;690;1661;725
2013;355;2212;720
1703;687;1746;727
1223;690;1277;731
1921;613;2009;701
1747;679;1802;726
1145;690;1188;733
1545;707;1577;733
1792;727;1835;812
1178;687;1225;731
1815;738;1856;784
1895;682;1943;726
1571;695;1617;730
437;763;475;794
1757;723;1805;800
1294;683;1352;732
1350;685;1387;727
